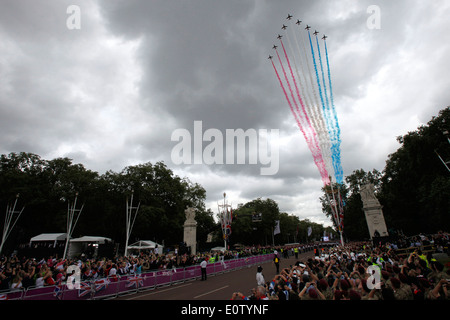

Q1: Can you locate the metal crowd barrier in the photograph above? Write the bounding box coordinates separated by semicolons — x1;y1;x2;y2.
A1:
394;244;437;257
0;253;274;300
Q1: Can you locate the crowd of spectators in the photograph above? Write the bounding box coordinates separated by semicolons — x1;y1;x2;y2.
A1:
232;231;450;301
2;231;449;301
0;244;294;292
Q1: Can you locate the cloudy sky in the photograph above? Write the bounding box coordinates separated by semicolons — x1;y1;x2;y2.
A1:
1;0;450;227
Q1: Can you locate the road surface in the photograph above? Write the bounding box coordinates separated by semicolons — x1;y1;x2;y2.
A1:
113;250;315;300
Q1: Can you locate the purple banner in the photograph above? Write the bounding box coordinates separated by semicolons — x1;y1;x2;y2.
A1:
3;254;273;300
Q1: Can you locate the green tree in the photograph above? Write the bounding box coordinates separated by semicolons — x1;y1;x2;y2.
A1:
229;198;280;246
319;169;383;241
380;107;450;235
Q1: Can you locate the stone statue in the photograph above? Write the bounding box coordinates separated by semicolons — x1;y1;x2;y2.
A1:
360;183;379;204
360;183;389;239
185;207;196;222
183;207;197;255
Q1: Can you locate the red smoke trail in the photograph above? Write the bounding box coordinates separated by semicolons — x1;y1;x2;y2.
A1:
271;54;304;140
279;39;325;168
272;52;330;185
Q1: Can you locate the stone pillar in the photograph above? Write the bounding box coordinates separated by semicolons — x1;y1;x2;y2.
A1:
183;207;197;255
360;183;389;239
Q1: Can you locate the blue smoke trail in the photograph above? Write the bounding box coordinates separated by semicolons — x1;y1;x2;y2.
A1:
315;35;331;124
315;35;340;182
309;31;342;184
307;31;329;135
324;39;343;184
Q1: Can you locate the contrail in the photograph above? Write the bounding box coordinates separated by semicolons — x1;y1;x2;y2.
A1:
272;51;329;184
324;39;344;184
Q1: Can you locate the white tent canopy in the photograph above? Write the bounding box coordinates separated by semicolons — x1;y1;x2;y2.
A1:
70;236;112;244
67;236;113;258
30;233;68;242
127;240;163;254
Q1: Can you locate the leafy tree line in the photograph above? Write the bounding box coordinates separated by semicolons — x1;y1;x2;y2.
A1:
226;198;336;246
0;154;216;254
0;152;337;254
5;107;446;251
320;107;450;240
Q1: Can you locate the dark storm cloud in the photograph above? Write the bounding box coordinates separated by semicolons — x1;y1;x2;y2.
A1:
1;0;450;225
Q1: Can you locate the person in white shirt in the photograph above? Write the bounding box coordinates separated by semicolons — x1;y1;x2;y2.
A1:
200;258;207;281
256;266;265;287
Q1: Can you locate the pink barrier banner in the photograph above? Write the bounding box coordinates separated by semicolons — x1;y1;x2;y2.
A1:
155;270;172;286
171;268;186;282
184;265;200;279
3;254;273;300
0;289;24;300
212;262;224;273
142;272;156;288
23;286;59;300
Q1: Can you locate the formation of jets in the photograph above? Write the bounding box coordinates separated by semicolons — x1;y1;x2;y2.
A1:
269;14;328;60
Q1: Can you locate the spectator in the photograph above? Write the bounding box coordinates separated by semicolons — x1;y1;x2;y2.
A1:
273;254;280;274
256;266;265;287
10;272;23;290
299;282;325;300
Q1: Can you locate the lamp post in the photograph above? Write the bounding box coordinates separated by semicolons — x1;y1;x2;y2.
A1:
218;192;232;250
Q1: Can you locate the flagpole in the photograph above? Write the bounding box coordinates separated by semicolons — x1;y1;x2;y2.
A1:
328;178;344;246
125;190;140;257
63;193;84;260
272;227;274;246
0;194;25;256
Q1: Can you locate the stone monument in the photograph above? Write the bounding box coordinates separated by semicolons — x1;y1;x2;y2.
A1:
360;183;389;239
183;207;197;255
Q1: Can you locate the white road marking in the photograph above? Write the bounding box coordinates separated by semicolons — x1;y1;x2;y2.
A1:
193;285;229;299
125;283;193;300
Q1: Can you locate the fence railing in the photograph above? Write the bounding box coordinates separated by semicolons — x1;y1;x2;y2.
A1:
0;253;274;300
393;244;437;257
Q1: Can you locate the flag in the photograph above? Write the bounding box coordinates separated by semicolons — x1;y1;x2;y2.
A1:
307;226;312;237
78;281;94;297
94;278;110;292
126;275;144;289
274;220;281;235
77;278;110;298
53;285;63;300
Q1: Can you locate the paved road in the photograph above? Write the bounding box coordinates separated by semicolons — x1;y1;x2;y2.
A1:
113;251;315;300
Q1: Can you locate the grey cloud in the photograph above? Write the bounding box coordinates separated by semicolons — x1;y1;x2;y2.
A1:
1;0;450;227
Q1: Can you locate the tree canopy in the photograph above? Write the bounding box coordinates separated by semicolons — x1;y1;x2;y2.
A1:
320;107;450;240
0;153;216;254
